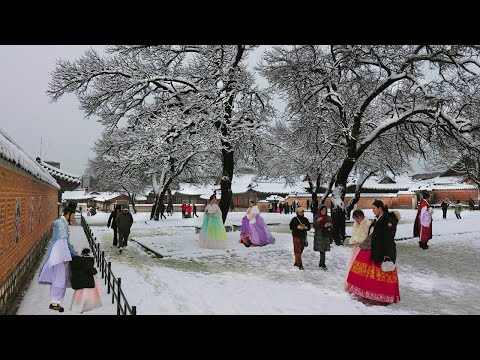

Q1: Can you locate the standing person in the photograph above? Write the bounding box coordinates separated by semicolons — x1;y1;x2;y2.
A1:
468;198;475;211
38;205;78;313
198;195;228;249
150;201;157;220
345;199;401;305
70;248;102;314
239;200;275;248
186;203;192;218
167;202;173;216
289;207;311;270
441;200;448;219
345;209;372;287
107;205;121;246
413;191;433;250
115;205;133;254
313;205;332;269
454;200;463;219
192;203;199;218
181;202;187;218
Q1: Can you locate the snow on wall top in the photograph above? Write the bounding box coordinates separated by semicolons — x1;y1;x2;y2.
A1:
0;127;60;189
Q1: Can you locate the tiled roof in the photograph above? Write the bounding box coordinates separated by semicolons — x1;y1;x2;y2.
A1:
39;161;81;184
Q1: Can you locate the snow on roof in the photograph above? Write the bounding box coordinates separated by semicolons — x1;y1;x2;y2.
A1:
266;194;286;201
177;182;214;196
63;189;95;200
0;127;60;189
89;192;146;202
39;161;81;184
351;175;417;190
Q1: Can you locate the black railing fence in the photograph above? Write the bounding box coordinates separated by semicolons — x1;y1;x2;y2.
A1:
80;214;137;315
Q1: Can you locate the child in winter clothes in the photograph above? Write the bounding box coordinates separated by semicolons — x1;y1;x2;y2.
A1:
70;248;102;314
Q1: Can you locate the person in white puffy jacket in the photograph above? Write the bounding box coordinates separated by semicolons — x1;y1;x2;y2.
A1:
345;209;373;283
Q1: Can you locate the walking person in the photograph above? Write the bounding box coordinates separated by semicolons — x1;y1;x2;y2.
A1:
289;207;311;270
115;205;133;254
313;205;332;269
159;202;167;219
192;203;199;218
441;200;448;219
454;200;463;219
413;191;433;250
198;195;228;249
38;205;78;313
107;204;121;246
70;248;102;314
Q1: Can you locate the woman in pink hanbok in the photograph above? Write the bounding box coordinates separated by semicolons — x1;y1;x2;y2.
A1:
70;248;102;314
240;201;275;247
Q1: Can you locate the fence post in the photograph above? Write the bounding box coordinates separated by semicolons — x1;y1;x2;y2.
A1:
96;243;100;265
107;262;111;291
101;251;105;278
117;278;122;315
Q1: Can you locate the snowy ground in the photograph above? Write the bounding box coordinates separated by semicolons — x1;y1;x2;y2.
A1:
18;208;480;314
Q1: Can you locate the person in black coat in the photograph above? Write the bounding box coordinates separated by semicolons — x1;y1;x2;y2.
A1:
441;200;448;219
370;200;399;264
107;205;121;246
289;207;311;270
71;248;98;290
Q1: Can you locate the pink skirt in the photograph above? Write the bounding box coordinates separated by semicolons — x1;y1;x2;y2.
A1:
346;249;400;304
70;277;102;313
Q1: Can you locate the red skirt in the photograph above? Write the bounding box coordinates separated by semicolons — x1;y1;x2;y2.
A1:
346;249;400;304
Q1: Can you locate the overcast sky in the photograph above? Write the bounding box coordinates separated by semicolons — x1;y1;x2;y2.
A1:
0;45;105;176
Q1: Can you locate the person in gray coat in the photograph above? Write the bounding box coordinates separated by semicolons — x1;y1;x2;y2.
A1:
313;205;333;269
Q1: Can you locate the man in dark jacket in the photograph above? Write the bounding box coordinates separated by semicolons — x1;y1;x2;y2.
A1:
371;200;399;264
289;207;311;270
441;200;448;219
107;205;121;246
116;205;133;254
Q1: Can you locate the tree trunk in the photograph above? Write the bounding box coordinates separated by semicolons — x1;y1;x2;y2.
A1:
154;188;168;220
150;195;157;220
330;159;354;246
130;193;137;214
219;146;234;224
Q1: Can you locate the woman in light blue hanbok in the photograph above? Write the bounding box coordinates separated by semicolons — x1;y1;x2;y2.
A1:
38;206;78;312
199;195;228;249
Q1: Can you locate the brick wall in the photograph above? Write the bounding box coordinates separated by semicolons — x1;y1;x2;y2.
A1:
431;189;478;203
0;158;58;314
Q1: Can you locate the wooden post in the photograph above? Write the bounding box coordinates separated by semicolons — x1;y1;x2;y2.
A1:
117;278;121;315
107;262;111;290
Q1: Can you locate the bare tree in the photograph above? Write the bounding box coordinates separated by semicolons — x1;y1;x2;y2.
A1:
260;45;480;244
47;45;272;223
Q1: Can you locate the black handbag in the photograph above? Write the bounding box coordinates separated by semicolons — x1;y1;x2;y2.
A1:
359;233;373;250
